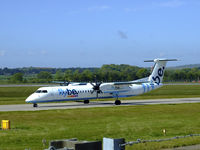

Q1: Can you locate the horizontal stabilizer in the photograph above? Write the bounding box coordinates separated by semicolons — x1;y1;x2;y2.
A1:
144;59;177;62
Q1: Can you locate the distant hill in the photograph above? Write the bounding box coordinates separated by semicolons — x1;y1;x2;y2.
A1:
169;64;200;69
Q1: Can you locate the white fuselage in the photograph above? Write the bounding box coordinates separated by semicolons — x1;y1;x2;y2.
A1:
25;82;162;104
25;58;177;105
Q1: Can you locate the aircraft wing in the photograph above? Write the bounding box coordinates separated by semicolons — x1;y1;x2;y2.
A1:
132;77;149;83
103;90;130;94
100;78;148;94
101;84;130;94
52;81;80;86
113;77;149;85
52;81;67;84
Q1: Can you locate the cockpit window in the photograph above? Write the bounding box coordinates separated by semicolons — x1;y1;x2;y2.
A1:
42;90;48;93
35;90;48;93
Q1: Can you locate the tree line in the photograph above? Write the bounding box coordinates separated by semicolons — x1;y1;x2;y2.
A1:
1;65;200;83
0;67;97;75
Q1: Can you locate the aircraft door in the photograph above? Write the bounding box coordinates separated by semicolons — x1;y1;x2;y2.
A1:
50;88;57;100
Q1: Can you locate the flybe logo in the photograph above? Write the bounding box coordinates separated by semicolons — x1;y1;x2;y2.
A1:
58;89;78;97
152;66;165;85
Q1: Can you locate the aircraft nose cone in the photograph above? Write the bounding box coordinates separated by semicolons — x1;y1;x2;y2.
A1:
25;94;38;103
25;96;32;103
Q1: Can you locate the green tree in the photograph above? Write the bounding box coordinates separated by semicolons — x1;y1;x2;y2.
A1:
37;71;52;82
54;70;63;81
64;69;73;81
80;69;93;82
73;69;81;81
136;68;149;79
10;73;24;83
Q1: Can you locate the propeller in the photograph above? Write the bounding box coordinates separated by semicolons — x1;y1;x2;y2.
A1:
61;80;70;86
90;81;103;98
62;76;70;86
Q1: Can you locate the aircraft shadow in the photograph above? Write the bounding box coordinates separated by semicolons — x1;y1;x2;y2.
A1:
39;101;147;108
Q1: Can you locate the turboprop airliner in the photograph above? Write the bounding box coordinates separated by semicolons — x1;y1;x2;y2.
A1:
25;58;177;107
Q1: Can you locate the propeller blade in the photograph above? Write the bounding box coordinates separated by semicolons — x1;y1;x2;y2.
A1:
90;81;103;99
90;82;95;87
91;90;94;94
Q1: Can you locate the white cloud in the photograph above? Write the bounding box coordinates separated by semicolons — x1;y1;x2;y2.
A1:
40;50;47;55
88;5;110;11
27;51;35;56
66;5;110;15
100;5;110;10
67;10;79;15
159;52;167;57
0;50;5;56
125;0;186;13
27;50;47;56
124;8;138;12
156;0;186;8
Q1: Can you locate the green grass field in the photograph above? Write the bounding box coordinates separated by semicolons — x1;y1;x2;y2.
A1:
0;86;39;105
124;84;200;99
1;85;200;105
1;85;200;149
0;104;200;150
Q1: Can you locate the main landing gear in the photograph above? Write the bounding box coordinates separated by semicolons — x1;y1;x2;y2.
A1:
115;100;121;105
84;100;89;104
33;103;38;107
114;94;121;105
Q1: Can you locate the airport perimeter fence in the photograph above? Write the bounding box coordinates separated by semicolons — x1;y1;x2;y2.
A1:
120;134;200;147
43;134;200;150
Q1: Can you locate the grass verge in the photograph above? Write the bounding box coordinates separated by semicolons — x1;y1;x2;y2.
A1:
0;103;200;149
0;86;39;105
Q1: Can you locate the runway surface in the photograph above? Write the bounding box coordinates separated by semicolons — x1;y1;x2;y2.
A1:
0;98;200;112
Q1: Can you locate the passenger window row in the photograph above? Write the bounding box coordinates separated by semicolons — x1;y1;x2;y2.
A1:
77;90;92;93
35;90;94;94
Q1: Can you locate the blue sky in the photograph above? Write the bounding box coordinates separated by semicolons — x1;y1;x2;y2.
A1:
0;0;200;68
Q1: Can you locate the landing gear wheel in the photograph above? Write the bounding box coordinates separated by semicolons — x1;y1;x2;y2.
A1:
33;103;38;107
84;100;89;104
115;100;121;105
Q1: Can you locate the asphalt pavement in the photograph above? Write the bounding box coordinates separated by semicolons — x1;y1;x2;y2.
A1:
0;97;200;112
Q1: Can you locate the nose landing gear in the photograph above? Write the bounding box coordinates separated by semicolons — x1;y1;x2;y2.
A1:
33;103;38;107
84;100;89;104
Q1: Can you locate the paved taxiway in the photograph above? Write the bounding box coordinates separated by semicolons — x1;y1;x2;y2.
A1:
0;98;200;112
